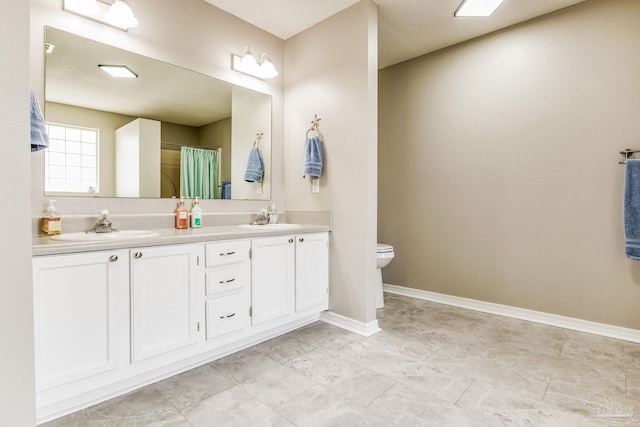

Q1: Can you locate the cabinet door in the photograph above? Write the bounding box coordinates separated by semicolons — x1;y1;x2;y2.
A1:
251;236;295;326
32;251;128;391
295;233;329;313
130;244;199;363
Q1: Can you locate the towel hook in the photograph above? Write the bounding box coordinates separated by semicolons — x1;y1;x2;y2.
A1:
253;130;264;148
306;114;322;137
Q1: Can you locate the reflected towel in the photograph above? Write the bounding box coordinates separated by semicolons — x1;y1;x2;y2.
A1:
30;85;49;152
624;159;640;259
303;135;323;178
244;147;264;182
221;181;231;199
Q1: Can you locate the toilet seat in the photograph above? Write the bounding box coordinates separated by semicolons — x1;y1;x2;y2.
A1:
377;243;394;254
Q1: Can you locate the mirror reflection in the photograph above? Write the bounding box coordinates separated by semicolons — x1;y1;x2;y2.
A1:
44;27;272;200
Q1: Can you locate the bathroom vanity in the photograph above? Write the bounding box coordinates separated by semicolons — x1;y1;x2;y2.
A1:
32;224;329;423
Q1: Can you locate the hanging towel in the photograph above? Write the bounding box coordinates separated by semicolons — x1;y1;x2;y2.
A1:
303;135;323;178
624;159;640;259
30;85;49;152
244;147;264;182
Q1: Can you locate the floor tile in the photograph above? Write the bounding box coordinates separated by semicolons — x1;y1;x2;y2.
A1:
155;364;234;410
276;384;391;427
211;347;315;409
285;348;396;406
43;293;640;427
181;385;293;427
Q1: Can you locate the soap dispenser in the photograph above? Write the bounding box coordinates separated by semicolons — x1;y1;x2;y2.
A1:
268;205;279;224
175;196;189;229
191;197;202;228
41;200;62;235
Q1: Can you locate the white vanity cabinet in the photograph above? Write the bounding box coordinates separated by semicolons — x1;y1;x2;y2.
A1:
250;235;296;326
204;240;251;341
129;244;201;366
251;232;329;326
33;229;329;423
295;233;329;314
32;250;129;392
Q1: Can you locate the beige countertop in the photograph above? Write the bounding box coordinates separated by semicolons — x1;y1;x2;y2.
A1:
33;224;330;256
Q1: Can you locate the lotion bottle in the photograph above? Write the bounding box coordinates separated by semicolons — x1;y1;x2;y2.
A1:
175;196;189;229
41;200;62;235
268;205;279;224
191;197;202;228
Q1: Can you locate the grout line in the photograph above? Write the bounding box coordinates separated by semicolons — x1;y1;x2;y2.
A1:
364;381;398;409
454;378;475;406
541;378;551;401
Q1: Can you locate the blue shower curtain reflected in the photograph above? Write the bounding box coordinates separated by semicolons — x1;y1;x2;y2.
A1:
180;146;220;199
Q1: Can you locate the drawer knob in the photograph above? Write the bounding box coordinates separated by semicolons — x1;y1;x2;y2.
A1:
219;251;236;256
109;255;118;263
219;278;236;284
219;313;236;319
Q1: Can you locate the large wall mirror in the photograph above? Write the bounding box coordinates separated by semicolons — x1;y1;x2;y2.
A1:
44;27;272;200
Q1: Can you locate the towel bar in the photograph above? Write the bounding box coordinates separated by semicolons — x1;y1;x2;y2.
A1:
620;149;640;165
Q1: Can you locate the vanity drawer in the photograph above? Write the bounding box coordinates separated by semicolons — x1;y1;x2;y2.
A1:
205;265;247;296
205;294;248;340
205;241;249;267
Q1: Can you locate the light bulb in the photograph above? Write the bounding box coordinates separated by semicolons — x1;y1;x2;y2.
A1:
260;55;278;79
107;0;139;29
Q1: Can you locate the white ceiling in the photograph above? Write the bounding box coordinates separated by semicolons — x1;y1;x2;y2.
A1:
205;0;587;68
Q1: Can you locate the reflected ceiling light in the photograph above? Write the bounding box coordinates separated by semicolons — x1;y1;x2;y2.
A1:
63;0;139;31
232;46;279;80
98;65;138;78
455;0;505;17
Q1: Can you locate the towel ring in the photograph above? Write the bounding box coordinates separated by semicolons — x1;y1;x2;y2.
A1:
306;114;322;138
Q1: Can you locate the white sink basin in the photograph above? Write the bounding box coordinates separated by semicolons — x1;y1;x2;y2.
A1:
50;230;159;242
237;224;302;230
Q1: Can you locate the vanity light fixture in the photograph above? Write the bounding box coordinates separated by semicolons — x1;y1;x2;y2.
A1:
455;0;505;17
260;54;279;79
63;0;139;31
232;46;279;80
98;64;138;78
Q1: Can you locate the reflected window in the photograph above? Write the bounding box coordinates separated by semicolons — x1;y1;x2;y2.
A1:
45;123;99;194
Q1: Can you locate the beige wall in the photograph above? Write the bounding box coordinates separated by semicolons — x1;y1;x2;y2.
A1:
30;0;284;216
1;0;36;424
201;118;232;182
46;102;135;197
285;0;379;323
379;0;640;329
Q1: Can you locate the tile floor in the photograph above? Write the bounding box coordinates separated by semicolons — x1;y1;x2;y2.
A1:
42;293;640;426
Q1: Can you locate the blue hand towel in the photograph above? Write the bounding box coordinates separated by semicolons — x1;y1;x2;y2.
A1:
624;159;640;259
303;135;323;178
244;147;264;182
30;85;49;152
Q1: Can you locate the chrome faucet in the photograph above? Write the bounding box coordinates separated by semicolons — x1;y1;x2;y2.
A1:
252;209;269;225
86;209;118;234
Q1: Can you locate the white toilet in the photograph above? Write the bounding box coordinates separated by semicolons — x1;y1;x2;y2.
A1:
376;243;395;308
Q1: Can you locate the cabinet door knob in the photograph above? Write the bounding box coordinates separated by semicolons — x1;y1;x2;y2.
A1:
288;239;294;243
298;237;304;243
134;252;143;259
109;255;118;263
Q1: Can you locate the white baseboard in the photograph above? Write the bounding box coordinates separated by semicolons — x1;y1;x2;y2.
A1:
383;284;640;344
320;311;381;337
